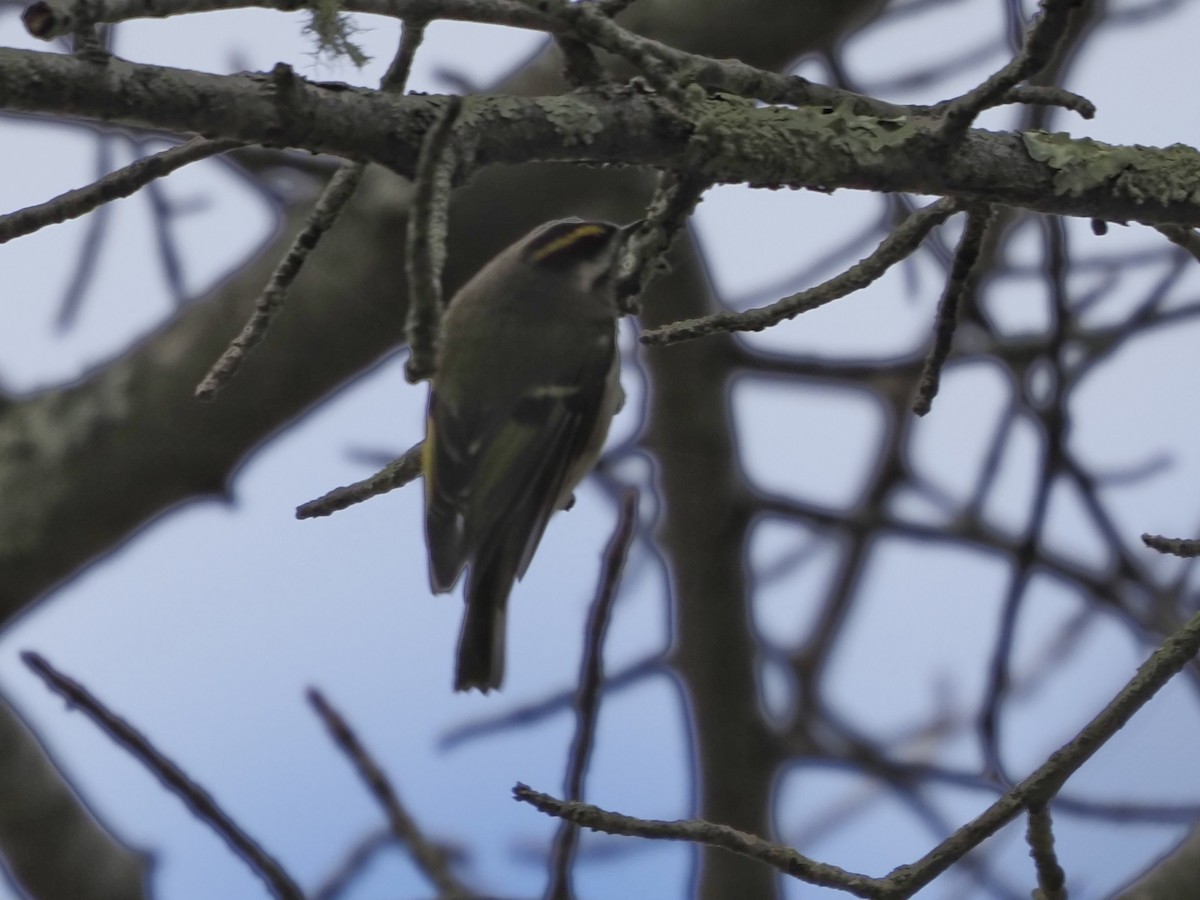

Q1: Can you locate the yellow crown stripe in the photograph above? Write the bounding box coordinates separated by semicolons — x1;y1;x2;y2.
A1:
529;224;608;263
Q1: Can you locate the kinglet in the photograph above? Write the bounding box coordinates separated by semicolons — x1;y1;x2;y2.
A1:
423;218;635;692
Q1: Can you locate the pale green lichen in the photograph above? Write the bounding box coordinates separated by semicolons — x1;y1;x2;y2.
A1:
819;99;917;154
1024;130;1200;206
1023;131;1127;196
685;96;918;187
305;0;370;69
539;97;605;147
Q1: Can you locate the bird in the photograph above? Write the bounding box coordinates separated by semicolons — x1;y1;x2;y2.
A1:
422;218;635;692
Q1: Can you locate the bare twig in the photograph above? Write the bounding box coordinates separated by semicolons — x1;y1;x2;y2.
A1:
515;783;887;897
22;652;303;900
891;605;1200;896
913;204;995;416
551;0;904;114
641;197;960;345
381;18;428;90
551;0;682;97
404;95;462;384
616;171;707;314
194;162;366;400
0;136;240;245
26;0;904;114
1002;84;1094;118
310;828;396;900
547;489;639;900
23;0;550;38
938;0;1085;137
196;25;428;400
1155;224;1200;262
553;32;606;87
1141;533;1200;558
10;0;892;115
68;0;109;61
520;602;1200;896
307;688;471;899
295;442;425;519
1026;804;1067;900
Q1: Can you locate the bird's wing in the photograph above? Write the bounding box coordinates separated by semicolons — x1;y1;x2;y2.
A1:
424;354;611;593
423;393;473;592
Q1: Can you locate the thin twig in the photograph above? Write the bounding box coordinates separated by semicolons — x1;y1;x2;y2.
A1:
937;0;1084;137
196;25;427;401
1026;804;1067;900
913;204;995;416
381;18;428;90
22;652;304;900
625;2;909;111
404;95;462;383
1155;224;1200;262
1002;84;1094;118
13;0;939;117
1141;533;1200;558
515;784;887;897
23;0;551;38
616;171;707;314
554;32;606;86
889;604;1200;896
310;829;396;900
31;0;897;112
69;0;109;61
307;688;471;899
641;197;960;346
552;0;683;98
520;603;1200;896
546;489;639;900
295;442;425;519
194;162;366;400
0;137;240;245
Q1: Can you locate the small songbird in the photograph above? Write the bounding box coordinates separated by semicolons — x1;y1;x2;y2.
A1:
422;218;635;692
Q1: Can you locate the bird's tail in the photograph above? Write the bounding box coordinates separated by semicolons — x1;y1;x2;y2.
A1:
455;554;515;692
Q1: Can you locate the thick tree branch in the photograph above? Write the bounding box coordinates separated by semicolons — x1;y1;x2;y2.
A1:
0;693;149;900
3;49;1200;227
21;0;899;114
0;167;409;614
21;0;551;37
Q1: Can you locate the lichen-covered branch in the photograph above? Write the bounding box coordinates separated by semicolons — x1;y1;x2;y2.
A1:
3;49;1200;227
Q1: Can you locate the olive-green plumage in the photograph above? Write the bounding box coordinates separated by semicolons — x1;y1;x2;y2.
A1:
423;219;631;692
